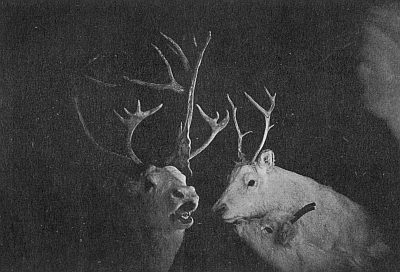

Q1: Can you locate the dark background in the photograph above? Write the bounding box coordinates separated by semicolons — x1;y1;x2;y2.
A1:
1;0;399;271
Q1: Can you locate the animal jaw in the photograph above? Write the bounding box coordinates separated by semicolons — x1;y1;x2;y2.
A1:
170;200;198;229
140;165;199;232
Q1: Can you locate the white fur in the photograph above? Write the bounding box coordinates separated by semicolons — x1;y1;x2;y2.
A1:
214;150;390;271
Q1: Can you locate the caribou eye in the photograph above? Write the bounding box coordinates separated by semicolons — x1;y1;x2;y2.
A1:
247;179;256;187
144;179;155;191
262;226;274;234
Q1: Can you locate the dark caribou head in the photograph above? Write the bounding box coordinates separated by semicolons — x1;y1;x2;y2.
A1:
74;31;229;232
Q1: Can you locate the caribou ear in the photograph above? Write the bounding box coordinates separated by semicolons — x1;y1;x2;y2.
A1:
143;165;160;186
276;222;296;246
256;149;275;172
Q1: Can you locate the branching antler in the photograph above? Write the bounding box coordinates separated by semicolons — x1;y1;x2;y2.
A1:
189;105;230;160
77;31;229;174
227;87;275;163
227;94;252;162
74;96;162;165
122;32;194;94
83;32;190;93
245;87;276;163
73;96;129;161
166;31;229;173
114;101;163;164
123;42;185;93
160;32;190;72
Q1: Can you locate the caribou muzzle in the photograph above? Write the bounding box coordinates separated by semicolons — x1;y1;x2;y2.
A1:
170;186;199;228
212;200;240;223
212;200;227;215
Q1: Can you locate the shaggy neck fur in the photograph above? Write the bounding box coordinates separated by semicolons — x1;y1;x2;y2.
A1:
144;228;185;272
111;187;186;272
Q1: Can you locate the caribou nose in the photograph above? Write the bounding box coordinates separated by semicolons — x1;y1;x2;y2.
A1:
172;186;199;200
212;201;227;214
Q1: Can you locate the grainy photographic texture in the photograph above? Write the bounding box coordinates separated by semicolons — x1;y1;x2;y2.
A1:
0;0;399;271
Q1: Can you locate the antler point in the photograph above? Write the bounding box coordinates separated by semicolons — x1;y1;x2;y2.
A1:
227;94;235;107
225;109;230;117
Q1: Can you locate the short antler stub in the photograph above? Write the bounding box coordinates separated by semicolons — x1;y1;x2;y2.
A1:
290;202;316;224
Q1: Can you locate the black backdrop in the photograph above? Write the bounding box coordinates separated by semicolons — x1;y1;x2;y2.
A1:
1;0;399;271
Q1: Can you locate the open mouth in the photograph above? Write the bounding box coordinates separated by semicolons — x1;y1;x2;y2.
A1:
170;201;197;226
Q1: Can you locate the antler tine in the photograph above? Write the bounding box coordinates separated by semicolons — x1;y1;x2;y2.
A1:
81;54;120;88
73;96;130;162
193;34;198;47
189;105;230;160
123;33;189;94
245;86;276;163
160;32;190;72
227;94;253;162
83;33;190;90
84;74;119;88
123;44;184;93
114;101;163;164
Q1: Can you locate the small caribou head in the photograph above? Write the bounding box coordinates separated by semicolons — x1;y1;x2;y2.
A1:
213;87;278;222
235;202;316;247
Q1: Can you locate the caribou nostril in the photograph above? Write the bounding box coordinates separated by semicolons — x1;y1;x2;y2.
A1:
172;189;185;199
212;202;227;214
181;201;197;211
